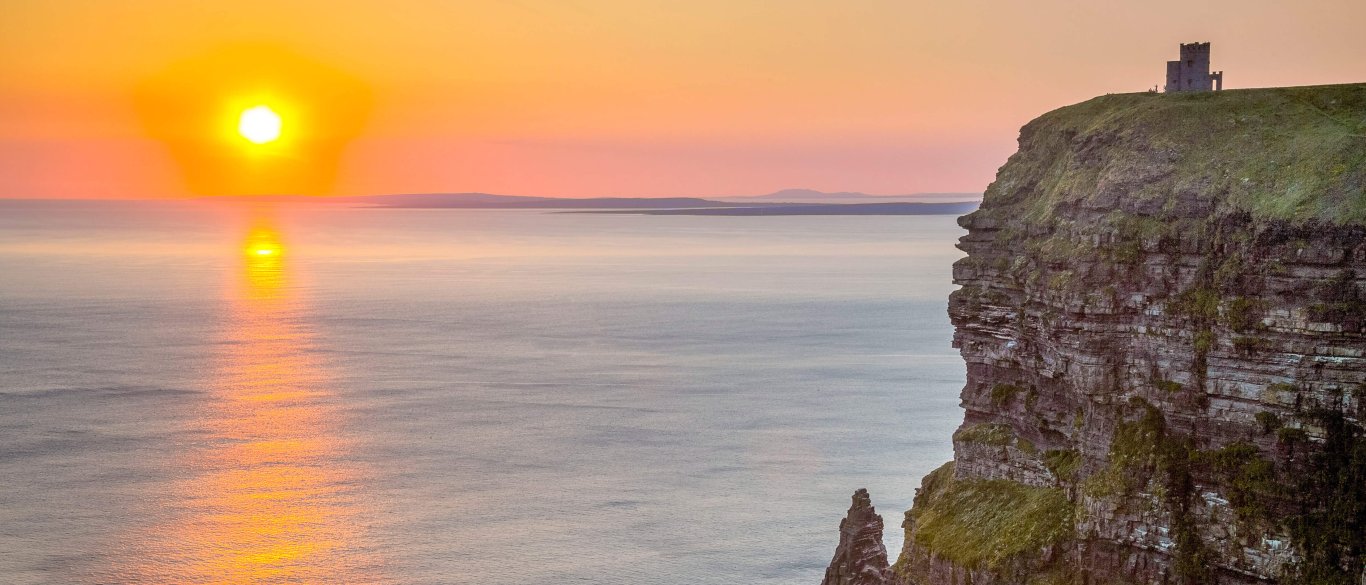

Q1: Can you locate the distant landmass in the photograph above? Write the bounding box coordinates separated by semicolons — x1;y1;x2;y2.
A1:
328;191;981;214
736;188;982;200
569;202;980;216
341;193;778;209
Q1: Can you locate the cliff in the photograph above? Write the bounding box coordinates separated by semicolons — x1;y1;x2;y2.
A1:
826;83;1366;585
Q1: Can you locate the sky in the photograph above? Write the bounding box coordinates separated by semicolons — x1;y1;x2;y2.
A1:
2;0;1364;198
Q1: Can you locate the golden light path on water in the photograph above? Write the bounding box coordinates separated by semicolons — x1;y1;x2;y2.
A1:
126;214;385;583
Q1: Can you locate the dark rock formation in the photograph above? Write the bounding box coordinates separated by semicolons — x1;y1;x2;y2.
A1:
828;84;1366;585
822;489;891;585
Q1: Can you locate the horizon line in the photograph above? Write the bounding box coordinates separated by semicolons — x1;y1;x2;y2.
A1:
0;189;987;202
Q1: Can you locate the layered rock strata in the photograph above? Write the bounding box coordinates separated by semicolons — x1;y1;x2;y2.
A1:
822;489;892;585
825;84;1366;585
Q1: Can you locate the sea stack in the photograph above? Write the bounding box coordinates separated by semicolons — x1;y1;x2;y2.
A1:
821;489;892;585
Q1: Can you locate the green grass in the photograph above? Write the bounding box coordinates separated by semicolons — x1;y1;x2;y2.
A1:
1082;399;1167;498
990;383;1025;407
1154;379;1184;393
1232;335;1271;355
954;423;1016;447
1196;442;1279;525
903;462;1074;571
1043;449;1082;482
1255;411;1283;435
978;83;1366;225
1223;297;1267;331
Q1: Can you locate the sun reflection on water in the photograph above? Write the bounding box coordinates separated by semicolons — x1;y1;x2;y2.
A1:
126;216;385;583
242;225;287;300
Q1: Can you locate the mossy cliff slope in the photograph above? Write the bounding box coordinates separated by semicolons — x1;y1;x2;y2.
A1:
826;83;1366;585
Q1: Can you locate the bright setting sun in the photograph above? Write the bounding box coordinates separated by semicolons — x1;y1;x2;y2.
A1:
5;2;1366;584
238;105;282;144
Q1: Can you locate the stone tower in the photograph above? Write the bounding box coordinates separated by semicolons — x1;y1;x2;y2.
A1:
1165;42;1223;92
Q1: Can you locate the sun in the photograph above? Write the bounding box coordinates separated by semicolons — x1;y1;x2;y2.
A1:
238;105;282;144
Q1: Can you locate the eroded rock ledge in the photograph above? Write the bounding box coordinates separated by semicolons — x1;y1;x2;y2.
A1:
824;84;1366;585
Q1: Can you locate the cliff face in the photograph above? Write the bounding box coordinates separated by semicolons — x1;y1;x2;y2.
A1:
826;84;1366;585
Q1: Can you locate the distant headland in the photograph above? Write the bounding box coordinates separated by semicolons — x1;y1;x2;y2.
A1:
203;190;983;215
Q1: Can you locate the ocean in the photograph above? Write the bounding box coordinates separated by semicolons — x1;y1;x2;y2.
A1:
0;200;966;584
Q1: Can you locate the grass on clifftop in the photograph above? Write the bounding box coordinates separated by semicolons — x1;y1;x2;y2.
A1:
954;422;1017;446
901;462;1073;572
984;83;1366;224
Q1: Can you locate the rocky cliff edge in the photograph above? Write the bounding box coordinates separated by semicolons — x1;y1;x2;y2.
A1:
825;83;1366;585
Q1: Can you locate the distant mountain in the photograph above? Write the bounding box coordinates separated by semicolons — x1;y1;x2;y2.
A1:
571;201;979;216
225;190;982;209
341;193;787;209
742;189;982;200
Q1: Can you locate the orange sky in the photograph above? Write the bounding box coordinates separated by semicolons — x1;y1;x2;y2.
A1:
2;0;1364;198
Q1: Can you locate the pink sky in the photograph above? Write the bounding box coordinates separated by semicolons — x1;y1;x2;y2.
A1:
2;0;1364;198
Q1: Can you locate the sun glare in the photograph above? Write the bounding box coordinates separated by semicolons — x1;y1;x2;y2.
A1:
243;225;286;299
247;240;282;258
238;105;282;144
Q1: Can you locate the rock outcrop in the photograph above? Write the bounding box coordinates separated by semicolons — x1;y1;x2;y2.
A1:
822;489;892;585
825;84;1366;585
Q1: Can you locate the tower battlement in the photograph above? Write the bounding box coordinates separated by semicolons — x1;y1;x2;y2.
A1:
1165;42;1222;93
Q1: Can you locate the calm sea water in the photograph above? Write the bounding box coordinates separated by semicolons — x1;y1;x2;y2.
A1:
0;200;965;585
